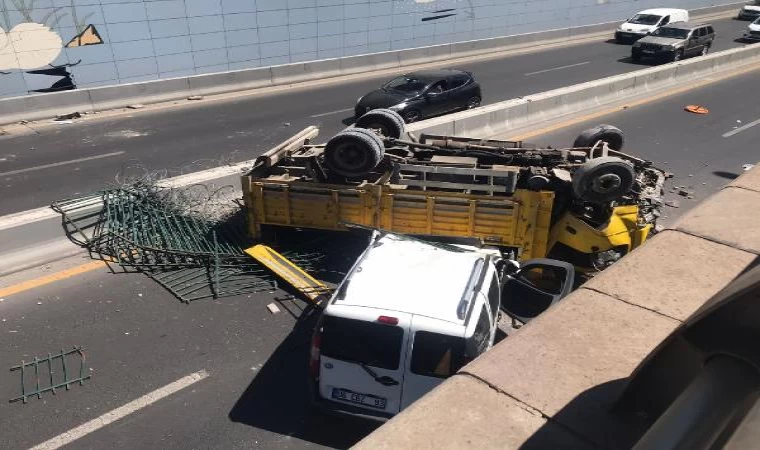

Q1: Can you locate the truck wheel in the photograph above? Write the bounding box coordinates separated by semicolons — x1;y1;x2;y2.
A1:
323;128;385;177
572;157;635;203
354;109;406;139
573;124;624;151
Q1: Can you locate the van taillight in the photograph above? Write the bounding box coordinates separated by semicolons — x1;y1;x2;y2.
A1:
377;316;399;325
309;328;322;378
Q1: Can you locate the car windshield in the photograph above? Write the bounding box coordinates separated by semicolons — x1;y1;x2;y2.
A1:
651;27;690;39
383;76;428;94
628;14;662;25
320;316;403;370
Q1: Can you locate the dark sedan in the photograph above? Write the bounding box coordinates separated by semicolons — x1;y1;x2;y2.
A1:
354;69;482;123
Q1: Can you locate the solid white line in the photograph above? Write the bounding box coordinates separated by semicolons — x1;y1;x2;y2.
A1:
310;107;354;118
29;370;209;450
524;61;590;76
723;117;760;138
0;151;125;177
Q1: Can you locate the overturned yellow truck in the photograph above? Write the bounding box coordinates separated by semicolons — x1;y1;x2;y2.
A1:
241;109;666;273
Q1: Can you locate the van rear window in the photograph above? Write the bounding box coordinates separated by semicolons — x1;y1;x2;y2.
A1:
411;331;466;378
321;316;403;370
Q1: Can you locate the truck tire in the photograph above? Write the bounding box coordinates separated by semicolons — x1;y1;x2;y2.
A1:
323;128;385;177
354;109;406;139
572;156;635;203
573;124;624;151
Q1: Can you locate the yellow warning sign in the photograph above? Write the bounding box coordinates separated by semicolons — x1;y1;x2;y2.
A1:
244;244;331;305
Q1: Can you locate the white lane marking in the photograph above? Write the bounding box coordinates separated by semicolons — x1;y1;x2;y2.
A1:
29;370;209;450
310;107;354;118
0;151;125;177
723;117;760;138
524;61;590;76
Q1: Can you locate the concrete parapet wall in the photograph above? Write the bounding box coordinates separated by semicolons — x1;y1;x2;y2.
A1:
354;165;760;449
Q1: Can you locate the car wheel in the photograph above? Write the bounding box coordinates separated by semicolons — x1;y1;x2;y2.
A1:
354;108;406;139
573;124;625;151
323;128;385;177
631;53;641;62
572;157;635;203
466;96;481;109
701;45;710;56
672;49;684;62
402;110;422;123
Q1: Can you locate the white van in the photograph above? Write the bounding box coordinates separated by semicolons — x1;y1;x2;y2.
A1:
616;8;689;43
308;231;574;420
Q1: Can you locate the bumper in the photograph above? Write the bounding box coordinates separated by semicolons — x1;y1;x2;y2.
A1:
743;33;760;41
632;48;676;60
308;378;394;422
616;31;646;42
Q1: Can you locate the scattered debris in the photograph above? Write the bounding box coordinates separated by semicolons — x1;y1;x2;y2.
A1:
0;129;7;136
55;112;82;121
127;104;145;110
664;172;674;179
678;189;692;197
266;303;281;314
743;164;755;171
283;122;291;127
664;200;680;208
19;120;29;125
51;178;327;303
687;195;695;200
684;105;709;115
10;347;91;404
688;174;694;177
187;95;204;101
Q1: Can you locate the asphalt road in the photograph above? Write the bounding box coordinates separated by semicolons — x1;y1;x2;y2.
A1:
2;54;760;450
0;234;376;450
0;16;751;216
523;64;760;225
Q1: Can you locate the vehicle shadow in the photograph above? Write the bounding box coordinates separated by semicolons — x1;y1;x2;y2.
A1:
228;308;380;449
341;116;357;126
616;56;655;66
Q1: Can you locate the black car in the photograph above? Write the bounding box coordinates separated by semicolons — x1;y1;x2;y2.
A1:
355;69;482;123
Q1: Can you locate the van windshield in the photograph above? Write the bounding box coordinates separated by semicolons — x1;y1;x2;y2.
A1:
321;316;403;370
628;14;662;25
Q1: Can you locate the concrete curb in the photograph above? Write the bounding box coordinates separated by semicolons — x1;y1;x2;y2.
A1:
0;3;742;126
406;43;760;139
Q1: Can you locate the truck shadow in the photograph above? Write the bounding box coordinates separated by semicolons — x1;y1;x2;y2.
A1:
228;309;380;448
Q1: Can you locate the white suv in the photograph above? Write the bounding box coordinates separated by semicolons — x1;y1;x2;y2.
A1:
308;231;574;420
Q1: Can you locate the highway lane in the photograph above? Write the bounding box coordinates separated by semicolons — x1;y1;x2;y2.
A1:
0;238;376;450
516;64;760;225
0;15;750;216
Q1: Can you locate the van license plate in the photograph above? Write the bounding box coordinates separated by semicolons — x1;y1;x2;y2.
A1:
332;388;387;409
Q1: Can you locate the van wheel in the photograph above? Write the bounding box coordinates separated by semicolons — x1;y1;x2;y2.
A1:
701;45;709;56
354;109;406;139
573;157;635;203
672;49;684;62
573;124;625;151
323;128;385;177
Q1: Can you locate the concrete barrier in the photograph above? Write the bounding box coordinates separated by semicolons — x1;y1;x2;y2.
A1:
0;4;741;126
354;163;760;449
407;44;760;139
